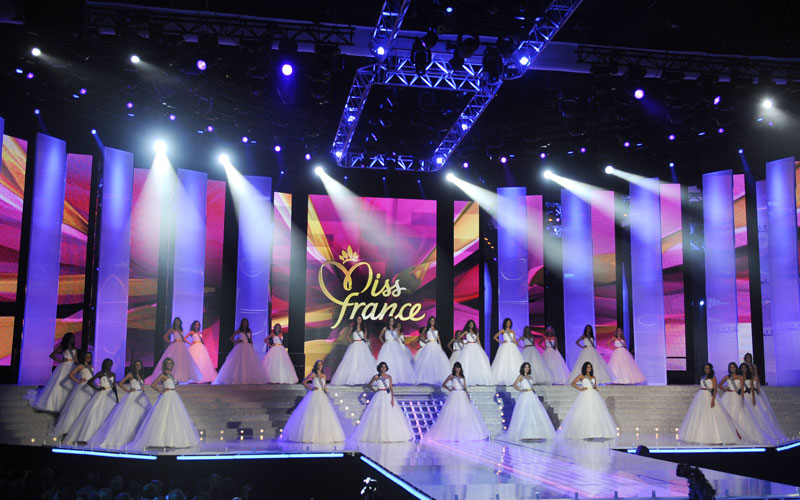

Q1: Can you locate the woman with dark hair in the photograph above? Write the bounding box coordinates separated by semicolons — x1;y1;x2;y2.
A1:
500;362;555;441
426;362;489;442
568;325;615;385
519;327;552;385
88;360;152;448
281;360;345;443
65;358;118;444
447;329;464;366
491;318;525;385
454;319;493;386
414;316;451;385
213;318;267;385
351;362;413;442
727;363;769;442
557;362;617;440
743;353;786;440
129;357;200;450
678;363;739;444
261;324;299;384
32;332;78;412
146;317;202;384
606;328;645;384
331;316;376;385
186;320;217;383
376;317;415;384
540;326;570;384
50;351;94;438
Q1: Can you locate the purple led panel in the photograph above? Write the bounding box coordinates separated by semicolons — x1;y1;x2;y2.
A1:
755;180;776;383
171;169;207;330
497;187;529;335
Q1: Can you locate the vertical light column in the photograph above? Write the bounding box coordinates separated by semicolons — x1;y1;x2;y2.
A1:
93;148;134;372
19;134;68;384
755;180;776;383
496;187;528;334
561;189;595;368
235;175;272;348
629;179;667;385
766;157;800;385
703;170;739;372
171;169;207;329
526;195;544;331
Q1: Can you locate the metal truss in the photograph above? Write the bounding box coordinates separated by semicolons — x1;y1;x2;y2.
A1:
371;0;412;57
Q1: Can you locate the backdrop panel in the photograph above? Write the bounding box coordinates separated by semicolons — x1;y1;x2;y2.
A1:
171;169;207;332
755;179;776;383
526;195;544;333
591;190;616;359
660;183;686;371
454;200;480;336
497;187;529;336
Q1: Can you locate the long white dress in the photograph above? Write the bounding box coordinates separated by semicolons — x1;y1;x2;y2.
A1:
492;332;525;386
64;374;118;444
426;376;489;442
749;381;786;441
186;333;217;383
351;377;414;442
719;378;768;443
128;375;200;449
376;329;416;384
213;333;267;385
146;332;203;384
557;377;617;440
607;339;646;384
87;377;152;449
50;366;94;437
678;379;740;444
521;337;552;385
331;330;376;385
281;376;345;443
500;377;555;441
449;338;463;367
568;337;615;385
261;335;299;384
456;332;494;386
32;348;77;412
542;339;570;385
414;329;451;385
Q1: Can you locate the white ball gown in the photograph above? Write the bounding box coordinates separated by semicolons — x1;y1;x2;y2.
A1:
351;377;414;442
50;366;94;437
145;333;203;385
678;378;740;444
747;380;786;441
376;329;416;384
455;332;494;386
31;348;76;412
557;377;617;440
491;332;525;385
607;339;646;385
449;338;463;367
281;375;345;443
331;329;376;385
414;329;451;385
186;332;218;383
542;338;570;385
87;377;152;449
521;337;552;385
718;378;768;443
261;335;299;384
568;337;615;385
128;375;200;449
426;376;489;441
500;376;555;441
64;374;118;444
213;332;267;385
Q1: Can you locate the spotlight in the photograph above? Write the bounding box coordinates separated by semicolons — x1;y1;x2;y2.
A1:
668;134;676;141
738;148;744;154
241;136;249;143
274;145;282;153
623;141;631;148
196;59;207;71
445;6;454;13
446;173;456;182
633;89;645;100
605;165;614;174
206;125;214;132
130;54;140;64
305;153;312;161
717;127;725;134
169;114;176;121
79;88;87;95
462;162;469;169
382;176;386;181
314;166;325;176
460;122;469;131
90;129;97;135
713;95;721;106
539;152;547;159
376;46;386;56
499;156;508;164
15;68;22;74
26;72;34;79
34;108;40;115
669;162;675;167
579;147;587;153
281;63;294;77
519;55;530;66
218;153;230;165
543;170;554;180
699;299;705;306
435;156;444;165
761;98;773;109
126;102;134;109
31;47;41;57
153;140;167;154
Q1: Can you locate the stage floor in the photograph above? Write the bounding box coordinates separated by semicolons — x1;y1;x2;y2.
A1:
57;434;798;500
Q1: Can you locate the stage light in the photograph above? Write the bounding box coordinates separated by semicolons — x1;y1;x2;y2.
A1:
130;54;140;64
519;55;530;66
634;89;645;100
435;156;444;165
314;166;325;176
196;59;207;71
462;162;469;169
169;114;176;121
305;153;312;161
153;140;167;154
605;165;614;174
31;47;41;56
580;147;587;153
499;156;508;164
126;102;133;109
26;72;34;79
274;145;282;153
761;98;773;109
669;162;675;167
15;68;22;74
206;125;214;132
382;176;387;181
91;129;97;135
543;170;554;180
460;122;469;131
668;134;676;141
717;127;724;134
241;136;249;143
699;299;705;306
713;95;721;105
539;152;547;159
376;46;385;56
343;175;348;180
79;88;87;95
334;151;343;159
446;173;456;182
697;131;706;136
738;148;744;154
445;6;454;13
34;108;40;115
623;141;631;148
281;63;294;77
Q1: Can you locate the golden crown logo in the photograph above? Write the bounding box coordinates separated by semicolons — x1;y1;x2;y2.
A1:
338;245;360;263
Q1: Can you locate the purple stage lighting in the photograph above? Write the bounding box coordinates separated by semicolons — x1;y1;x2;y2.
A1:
281;63;294;76
15;68;22;74
126;102;133;109
697;131;706;136
738;148;744;154
305;153;312;161
633;89;645;100
539;152;547;159
169;114;176;121
579;147;587;153
668;134;676;141
445;6;454;13
519;55;530;66
382;176;386;181
623;141;631;148
274;145;282;153
79;88;87;95
376;46;386;56
91;129;96;135
196;59;207;71
206;125;214;132
717;127;725;134
34;108;40;115
713;95;721;105
462;162;469;169
500;156;508;164
241;136;249;143
26;72;34;79
669;162;675;167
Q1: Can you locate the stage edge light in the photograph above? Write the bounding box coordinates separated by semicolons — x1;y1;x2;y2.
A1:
153;140;167;154
176;452;344;461
360;456;433;500
52;448;157;460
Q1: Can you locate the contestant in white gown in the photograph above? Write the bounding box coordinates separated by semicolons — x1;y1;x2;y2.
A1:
376;317;416;384
447;330;463;367
456;320;494;386
261;324;299;384
744;354;786;441
519;327;552;385
88;360;152;449
568;325;615;385
145;318;203;385
65;358;118;444
31;333;77;412
541;327;570;385
426;362;489;442
281;360;345;443
50;351;95;438
351;362;414;442
557;362;617;440
129;358;200;450
414;317;451;385
186;320;217;383
722;363;768;442
213;318;268;385
678;363;740;444
331;316;376;385
395;321;415;364
606;328;645;385
500;362;555;441
491;318;525;385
